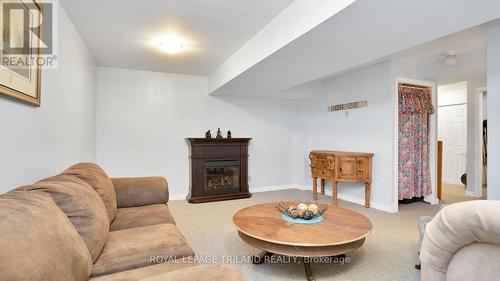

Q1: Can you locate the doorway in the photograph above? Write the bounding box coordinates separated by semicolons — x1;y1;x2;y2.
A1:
482;91;487;197
475;88;488;199
437;82;470;203
395;77;438;211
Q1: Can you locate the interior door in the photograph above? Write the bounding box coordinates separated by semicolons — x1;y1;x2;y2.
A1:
438;104;467;185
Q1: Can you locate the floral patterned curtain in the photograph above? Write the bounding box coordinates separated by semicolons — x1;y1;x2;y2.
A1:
398;86;435;200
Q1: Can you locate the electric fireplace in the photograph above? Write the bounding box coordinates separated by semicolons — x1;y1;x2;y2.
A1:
186;138;251;203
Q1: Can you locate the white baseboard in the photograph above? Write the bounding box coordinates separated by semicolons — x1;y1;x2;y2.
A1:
170;184;395;213
168;184;305;201
425;194;440;205
251;184;305;193
169;193;188;201
465;190;481;198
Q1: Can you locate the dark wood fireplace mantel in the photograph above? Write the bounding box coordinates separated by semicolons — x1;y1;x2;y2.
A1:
186;138;252;203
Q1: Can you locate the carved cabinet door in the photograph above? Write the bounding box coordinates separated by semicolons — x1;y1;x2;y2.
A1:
337;157;357;181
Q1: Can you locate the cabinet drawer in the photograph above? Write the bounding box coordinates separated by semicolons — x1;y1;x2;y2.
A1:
356;157;367;180
357;157;366;166
312;169;334;178
315;158;334;170
310;155;335;170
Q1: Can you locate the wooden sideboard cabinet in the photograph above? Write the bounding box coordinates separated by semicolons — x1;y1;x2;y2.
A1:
309;150;374;207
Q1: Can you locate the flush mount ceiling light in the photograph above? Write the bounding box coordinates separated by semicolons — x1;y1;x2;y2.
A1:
443;51;458;67
155;35;185;54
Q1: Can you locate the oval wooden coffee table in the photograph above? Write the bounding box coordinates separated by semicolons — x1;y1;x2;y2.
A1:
233;202;372;281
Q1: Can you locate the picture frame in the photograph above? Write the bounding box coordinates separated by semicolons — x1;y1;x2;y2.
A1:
0;0;43;106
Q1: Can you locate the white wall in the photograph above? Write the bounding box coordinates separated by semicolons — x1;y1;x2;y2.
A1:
391;48;487;197
96;67;303;199
298;62;395;212
483;93;488;120
464;80;483;195
438;82;467;106
0;6;96;194
487;19;500;200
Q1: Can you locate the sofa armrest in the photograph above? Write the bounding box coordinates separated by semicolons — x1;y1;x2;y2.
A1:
420;200;500;281
111;177;169;208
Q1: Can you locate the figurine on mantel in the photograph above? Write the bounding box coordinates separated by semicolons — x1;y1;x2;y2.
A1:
227;130;232;139
216;128;223;139
205;130;211;138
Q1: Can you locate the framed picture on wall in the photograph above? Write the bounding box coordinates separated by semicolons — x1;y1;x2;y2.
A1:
0;0;43;106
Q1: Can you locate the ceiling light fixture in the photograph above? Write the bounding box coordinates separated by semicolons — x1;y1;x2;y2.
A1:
155;35;185;54
443;51;458;67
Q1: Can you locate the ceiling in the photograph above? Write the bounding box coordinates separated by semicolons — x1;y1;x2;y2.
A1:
281;27;487;100
209;0;500;98
60;0;292;75
391;26;486;65
392;26;487;86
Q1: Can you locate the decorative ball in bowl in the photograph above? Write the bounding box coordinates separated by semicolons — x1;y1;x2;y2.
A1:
276;201;327;224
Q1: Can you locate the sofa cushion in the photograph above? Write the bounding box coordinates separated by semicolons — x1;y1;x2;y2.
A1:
142;264;246;281
112;177;169;208
0;190;92;281
89;261;197;281
21;175;109;262
63;163;117;222
110;204;176;231
92;223;194;276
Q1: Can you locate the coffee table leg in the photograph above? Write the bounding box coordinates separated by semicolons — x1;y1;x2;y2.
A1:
329;254;345;261
303;259;315;281
252;251;274;264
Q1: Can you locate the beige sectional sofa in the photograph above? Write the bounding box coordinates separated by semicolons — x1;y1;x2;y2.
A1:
420;200;500;281
0;163;245;281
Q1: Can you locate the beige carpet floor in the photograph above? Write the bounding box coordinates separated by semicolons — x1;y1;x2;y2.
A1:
169;189;441;281
441;183;486;204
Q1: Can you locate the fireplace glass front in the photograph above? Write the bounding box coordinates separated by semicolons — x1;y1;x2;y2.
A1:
204;160;240;194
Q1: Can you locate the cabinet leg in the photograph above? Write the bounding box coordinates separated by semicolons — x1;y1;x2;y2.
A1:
320;179;325;195
332;181;338;206
364;182;371;208
312;177;318;201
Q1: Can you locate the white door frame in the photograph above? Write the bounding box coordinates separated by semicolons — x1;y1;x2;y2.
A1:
472;87;487;198
394;77;438;212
